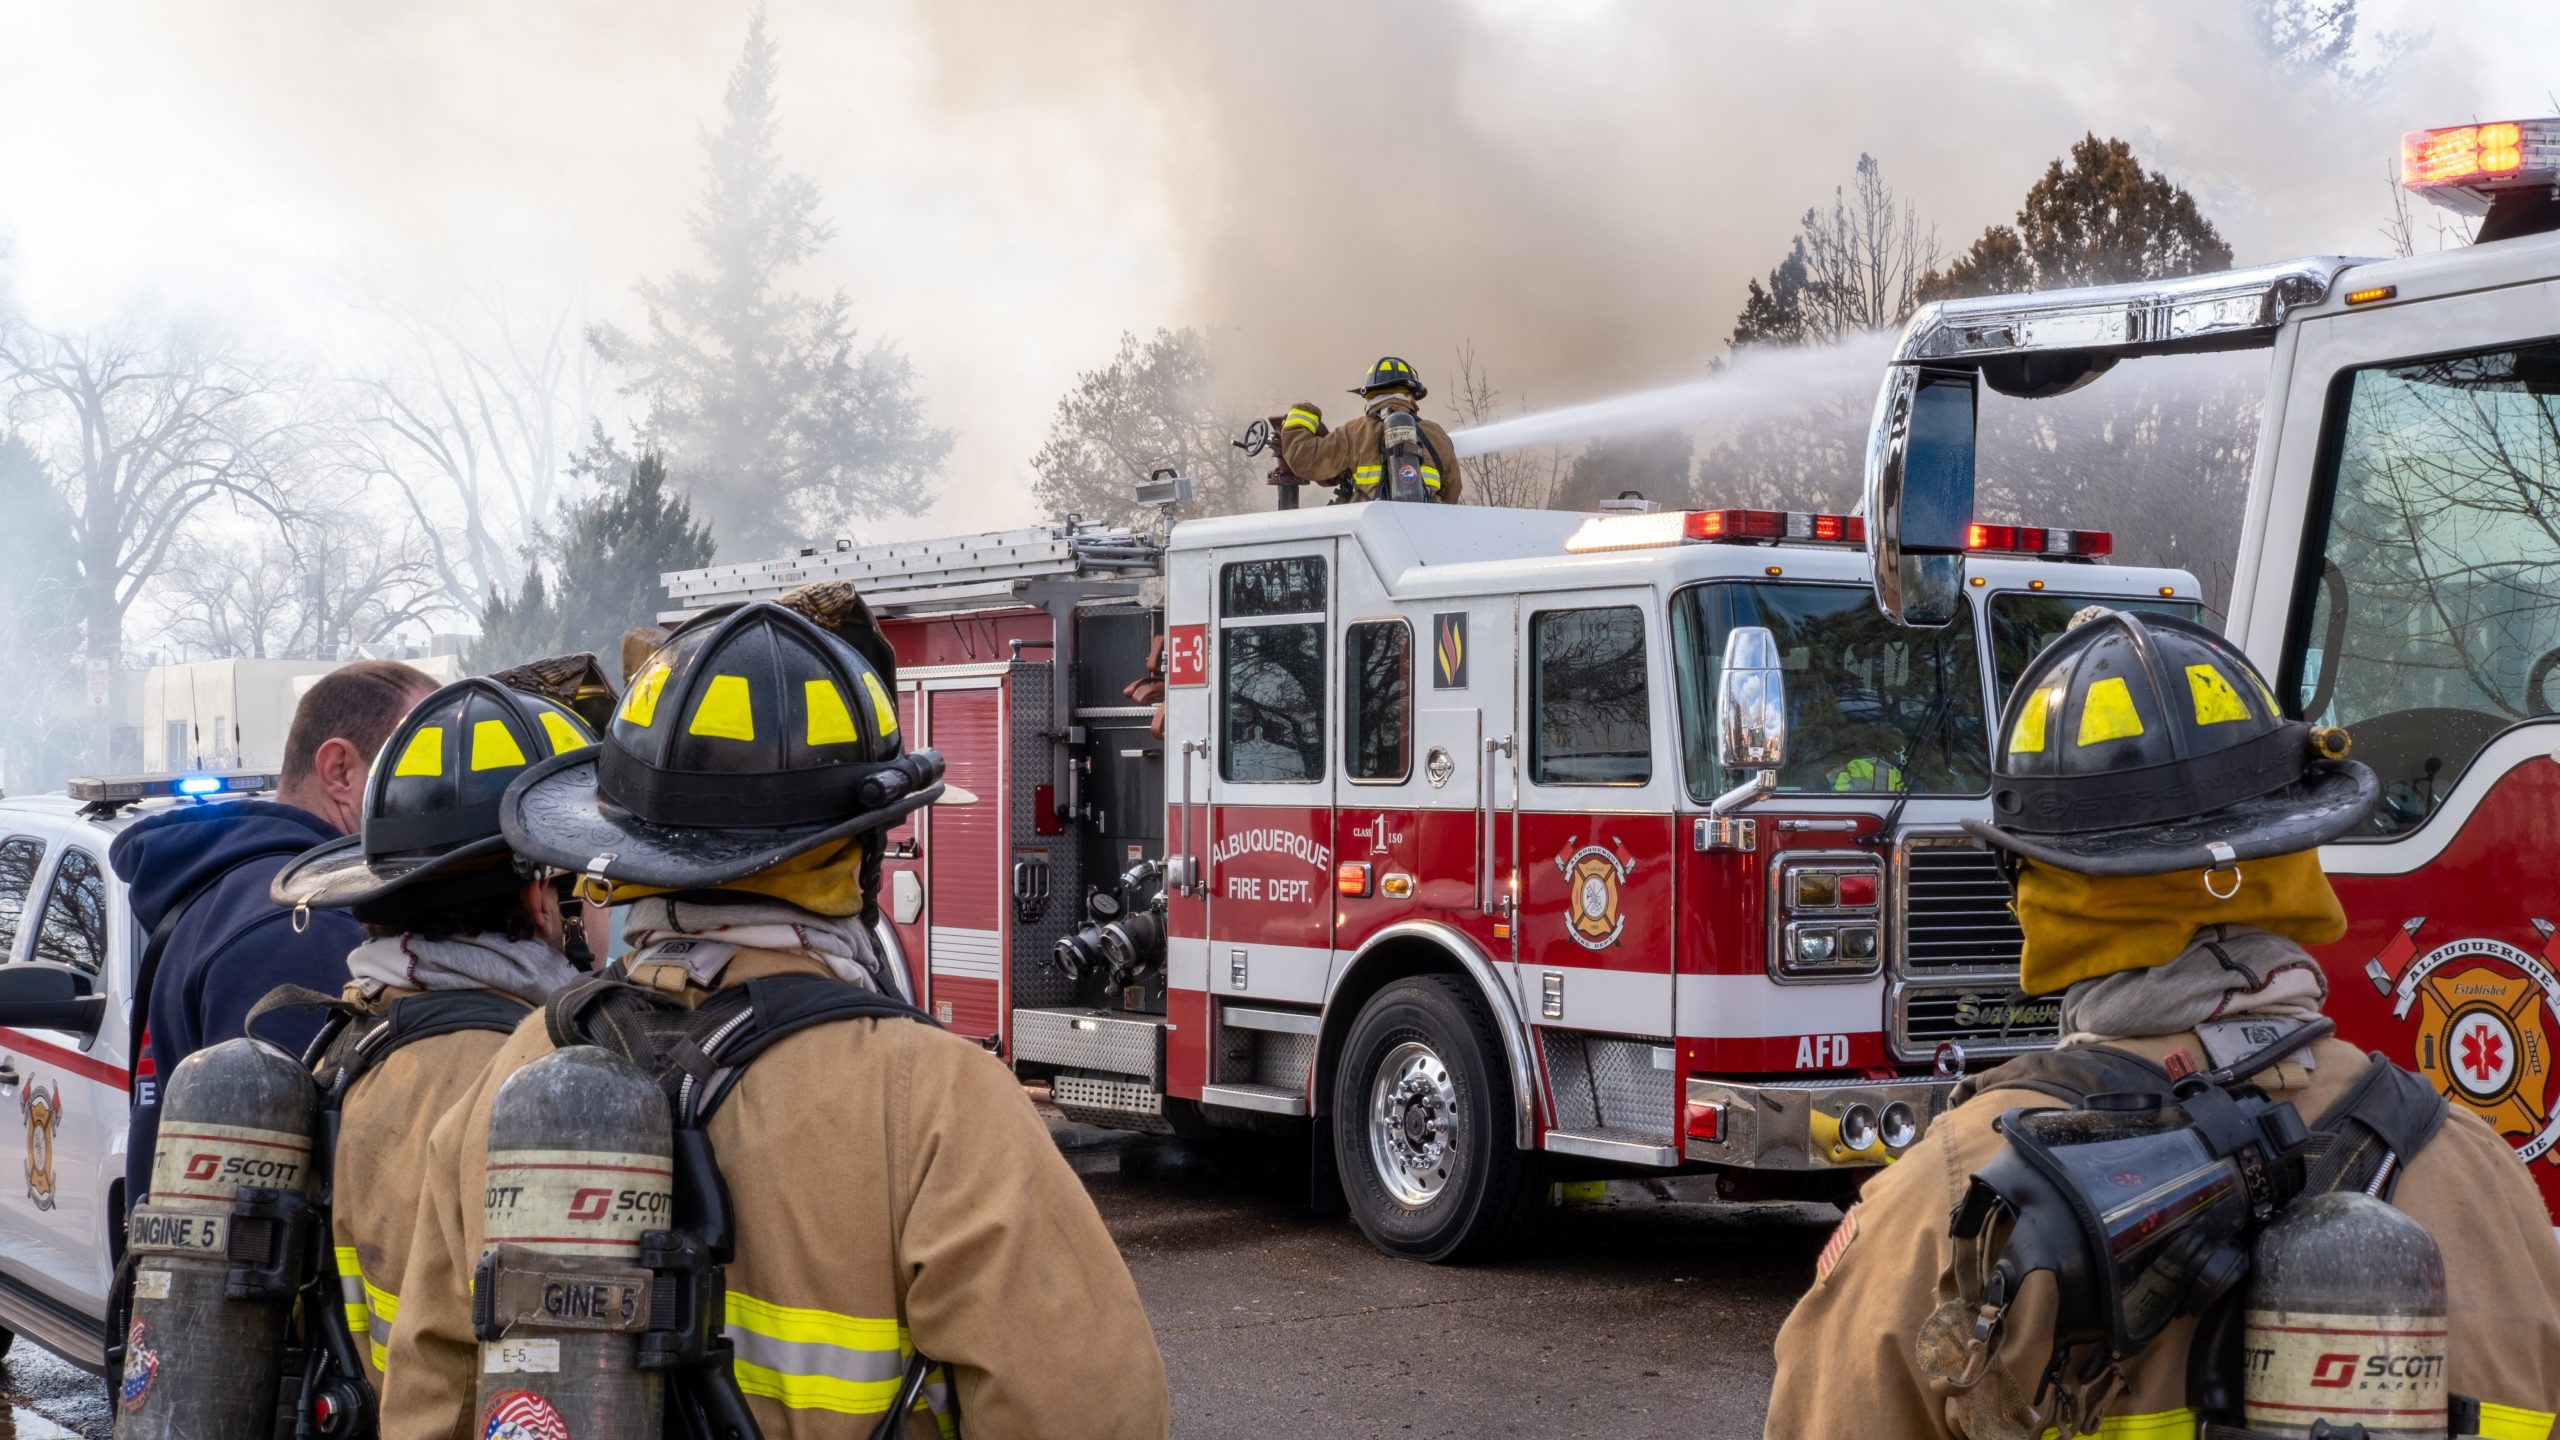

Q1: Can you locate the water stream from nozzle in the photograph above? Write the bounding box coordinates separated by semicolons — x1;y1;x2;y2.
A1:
1444;331;1896;458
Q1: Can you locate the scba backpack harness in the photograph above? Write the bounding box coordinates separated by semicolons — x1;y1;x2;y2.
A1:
1925;1017;2467;1440
467;970;944;1440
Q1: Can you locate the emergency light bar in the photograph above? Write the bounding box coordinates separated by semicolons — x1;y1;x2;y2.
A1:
67;770;278;809
1564;508;1864;553
1965;522;2112;559
2403;120;2560;206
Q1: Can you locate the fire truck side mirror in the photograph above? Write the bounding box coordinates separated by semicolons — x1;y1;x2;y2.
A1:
1864;362;1978;629
1716;626;1788;773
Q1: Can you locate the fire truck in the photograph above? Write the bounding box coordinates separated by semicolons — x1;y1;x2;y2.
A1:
664;502;2196;1260
1859;117;2560;1226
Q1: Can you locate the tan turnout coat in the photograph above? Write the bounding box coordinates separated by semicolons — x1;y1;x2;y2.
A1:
1766;1029;2560;1439
331;985;534;1393
1275;398;1464;503
379;948;1171;1439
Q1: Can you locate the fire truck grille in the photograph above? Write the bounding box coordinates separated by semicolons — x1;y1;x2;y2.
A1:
1539;1031;1675;1142
1900;843;2025;974
1893;984;2062;1058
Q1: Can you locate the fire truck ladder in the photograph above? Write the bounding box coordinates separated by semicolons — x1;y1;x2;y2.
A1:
658;522;1162;620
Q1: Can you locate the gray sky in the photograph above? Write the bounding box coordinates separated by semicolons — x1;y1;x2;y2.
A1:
2;0;2553;548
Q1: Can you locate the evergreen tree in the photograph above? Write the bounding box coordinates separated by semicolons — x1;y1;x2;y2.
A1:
593;9;951;560
1917;135;2234;302
474;443;716;672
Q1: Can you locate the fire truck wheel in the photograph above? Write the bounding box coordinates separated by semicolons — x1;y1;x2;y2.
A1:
1334;976;1544;1263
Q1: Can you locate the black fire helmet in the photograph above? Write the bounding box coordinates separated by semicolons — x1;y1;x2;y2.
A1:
1353;355;1427;401
499;600;946;892
273;677;597;913
1961;611;2376;877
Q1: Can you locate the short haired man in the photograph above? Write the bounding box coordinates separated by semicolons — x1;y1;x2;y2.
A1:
109;658;434;1209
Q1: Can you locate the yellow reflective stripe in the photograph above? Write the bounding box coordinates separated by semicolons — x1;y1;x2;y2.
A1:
726;1291;902;1349
1419;465;1442;489
365;1277;399;1325
1284;407;1321;432
1353;465;1383;483
622;664;670;727
688;674;757;741
333;1246;368;1334
2477;1403;2557;1440
2076;675;2146;746
804;680;859;746
369;1337;388;1373
392;726;444;778
731;1358;908;1416
469;718;527;771
538;709;589;755
2038;1409;2195;1440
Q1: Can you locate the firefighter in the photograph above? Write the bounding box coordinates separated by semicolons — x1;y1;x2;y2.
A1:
1764;612;2560;1439
1274;355;1464;504
379;601;1169;1439
267;677;599;1396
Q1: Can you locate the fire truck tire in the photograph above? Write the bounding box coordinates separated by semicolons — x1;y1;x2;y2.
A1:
1333;976;1544;1263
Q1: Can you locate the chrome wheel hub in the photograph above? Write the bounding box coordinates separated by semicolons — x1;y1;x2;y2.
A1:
1367;1040;1457;1207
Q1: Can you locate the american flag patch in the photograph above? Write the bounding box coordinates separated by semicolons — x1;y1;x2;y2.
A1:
1815;1205;1861;1282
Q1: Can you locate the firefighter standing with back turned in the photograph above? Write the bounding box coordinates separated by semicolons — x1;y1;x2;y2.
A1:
1765;612;2560;1439
263;676;601;1401
1274;355;1464;503
379;601;1169;1439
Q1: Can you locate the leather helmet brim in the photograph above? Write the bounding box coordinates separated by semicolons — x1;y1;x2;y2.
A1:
270;831;516;910
1962;758;2378;877
499;748;944;893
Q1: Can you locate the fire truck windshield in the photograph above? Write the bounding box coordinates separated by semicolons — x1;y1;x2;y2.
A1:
1670;582;1991;798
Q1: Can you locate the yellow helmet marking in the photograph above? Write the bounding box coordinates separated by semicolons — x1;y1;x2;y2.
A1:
804;679;859;746
392;726;445;778
860;671;900;736
538;710;589;755
621;664;669;728
687;675;757;742
469;719;527;772
2186;663;2252;726
2009;686;2057;754
2076;676;2147;746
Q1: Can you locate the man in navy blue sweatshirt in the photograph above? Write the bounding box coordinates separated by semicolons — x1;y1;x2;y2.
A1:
109;660;434;1210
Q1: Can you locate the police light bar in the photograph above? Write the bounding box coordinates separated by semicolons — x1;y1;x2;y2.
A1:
1965;522;2112;559
2401;119;2560;212
67;771;279;807
1563;508;1865;553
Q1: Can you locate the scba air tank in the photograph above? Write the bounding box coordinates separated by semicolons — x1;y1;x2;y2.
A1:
2243;1191;2447;1440
117;1037;319;1438
474;1045;673;1440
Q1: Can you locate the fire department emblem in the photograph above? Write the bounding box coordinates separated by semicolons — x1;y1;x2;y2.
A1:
2371;918;2560;1164
1553;840;1635;951
20;1076;59;1212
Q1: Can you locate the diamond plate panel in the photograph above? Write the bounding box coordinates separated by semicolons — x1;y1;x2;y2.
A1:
1007;661;1084;1009
1250;1032;1315;1091
1012;1007;1163;1081
1539;1029;1601;1133
1052;1072;1171;1134
1586;1036;1674;1139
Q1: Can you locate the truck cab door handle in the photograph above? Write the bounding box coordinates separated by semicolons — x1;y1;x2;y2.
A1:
0;1064;19;1089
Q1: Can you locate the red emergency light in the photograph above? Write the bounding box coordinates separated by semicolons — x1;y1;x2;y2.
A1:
2400;118;2560;237
1965;522;2112;559
1685;508;1865;545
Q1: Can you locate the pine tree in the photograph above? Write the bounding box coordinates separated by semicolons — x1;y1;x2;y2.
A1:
474;443;716;673
1917;135;2234;302
593;9;951;560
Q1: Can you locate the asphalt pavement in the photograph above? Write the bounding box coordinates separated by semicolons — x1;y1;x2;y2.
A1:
0;1119;1830;1439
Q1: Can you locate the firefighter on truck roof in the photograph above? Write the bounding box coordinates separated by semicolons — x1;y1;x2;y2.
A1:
264;675;603;1397
379;600;1169;1439
1764;612;2560;1440
1274;355;1464;504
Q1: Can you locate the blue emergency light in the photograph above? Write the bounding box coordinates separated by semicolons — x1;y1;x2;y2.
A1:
175;775;224;797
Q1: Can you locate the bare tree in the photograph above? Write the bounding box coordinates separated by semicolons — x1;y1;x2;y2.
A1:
1445;343;1562;509
1732;154;1938;347
0;315;301;664
338;282;596;613
158;503;453;661
1032;328;1262;527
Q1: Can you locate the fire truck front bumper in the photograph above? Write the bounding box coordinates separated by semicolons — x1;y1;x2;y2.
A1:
1681;1075;1960;1170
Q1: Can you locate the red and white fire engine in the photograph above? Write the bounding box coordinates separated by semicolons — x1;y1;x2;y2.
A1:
665;499;2193;1260
1858;117;2560;1227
